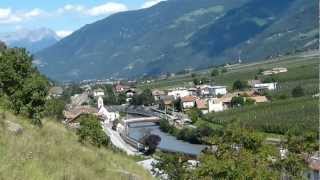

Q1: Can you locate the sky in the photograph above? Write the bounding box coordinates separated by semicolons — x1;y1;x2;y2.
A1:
0;0;166;37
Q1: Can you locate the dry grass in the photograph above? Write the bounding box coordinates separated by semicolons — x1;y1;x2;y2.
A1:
0;111;152;180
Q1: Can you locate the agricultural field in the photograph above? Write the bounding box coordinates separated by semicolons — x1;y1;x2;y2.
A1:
204;97;318;135
0;110;152;180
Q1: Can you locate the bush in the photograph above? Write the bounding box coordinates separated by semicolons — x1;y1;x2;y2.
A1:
292;86;305;97
232;80;248;91
231;96;245;107
141;134;161;155
77;115;109;147
211;69;220;77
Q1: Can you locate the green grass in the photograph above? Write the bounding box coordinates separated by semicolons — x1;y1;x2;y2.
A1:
204;97;319;135
0;111;152;180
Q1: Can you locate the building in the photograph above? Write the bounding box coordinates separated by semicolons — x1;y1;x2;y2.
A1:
254;82;277;92
248;96;268;103
168;89;191;99
97;97;120;123
197;85;227;97
208;98;224;112
210;86;228;97
63;106;98;124
114;84;131;93
262;67;288;75
159;95;175;111
196;99;209;114
48;86;63;98
181;96;197;110
93;88;105;97
152;90;166;101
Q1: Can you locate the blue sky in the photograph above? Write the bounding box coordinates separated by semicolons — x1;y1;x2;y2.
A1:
0;0;165;37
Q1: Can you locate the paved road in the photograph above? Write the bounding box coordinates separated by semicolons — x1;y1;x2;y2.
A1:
101;122;139;156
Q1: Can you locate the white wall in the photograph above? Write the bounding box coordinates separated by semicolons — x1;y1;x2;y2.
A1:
183;101;195;109
208;99;224;112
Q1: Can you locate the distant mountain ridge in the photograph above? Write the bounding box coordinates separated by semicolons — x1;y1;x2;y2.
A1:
36;0;318;81
0;28;60;53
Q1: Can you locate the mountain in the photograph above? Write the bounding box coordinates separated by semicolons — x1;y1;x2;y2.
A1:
36;0;318;81
0;28;60;53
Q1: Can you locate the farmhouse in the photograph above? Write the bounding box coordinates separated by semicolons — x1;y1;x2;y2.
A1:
181;95;197;110
168;88;191;99
114;84;131;93
254;82;277;92
197;85;227;97
63;106;98;124
196;99;208;114
152;89;166;101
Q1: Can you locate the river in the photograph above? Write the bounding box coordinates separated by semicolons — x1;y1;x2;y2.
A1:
128;122;206;156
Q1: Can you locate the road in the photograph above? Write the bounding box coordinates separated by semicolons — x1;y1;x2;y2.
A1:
101;122;140;156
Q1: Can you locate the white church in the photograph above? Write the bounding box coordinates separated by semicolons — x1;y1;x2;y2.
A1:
97;96;120;124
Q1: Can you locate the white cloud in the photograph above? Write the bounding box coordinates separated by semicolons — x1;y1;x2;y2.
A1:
0;7;45;24
58;4;85;14
87;2;128;16
0;8;11;19
141;0;166;9
24;8;44;18
56;30;73;38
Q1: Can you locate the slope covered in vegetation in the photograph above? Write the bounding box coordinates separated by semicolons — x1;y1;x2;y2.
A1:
0;111;152;180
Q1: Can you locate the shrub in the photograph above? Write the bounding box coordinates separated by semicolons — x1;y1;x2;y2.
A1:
231;96;245;107
141;134;161;155
211;69;220;77
77;115;109;147
291;86;305;97
232;80;248;91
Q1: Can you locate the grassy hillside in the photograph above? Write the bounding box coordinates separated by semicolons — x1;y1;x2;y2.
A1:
205;97;318;135
0;111;152;180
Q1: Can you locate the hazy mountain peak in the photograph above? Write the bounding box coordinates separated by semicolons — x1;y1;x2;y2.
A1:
0;27;60;53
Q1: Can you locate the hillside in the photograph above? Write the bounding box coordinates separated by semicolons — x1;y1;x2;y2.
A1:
36;0;318;81
0;111;152;180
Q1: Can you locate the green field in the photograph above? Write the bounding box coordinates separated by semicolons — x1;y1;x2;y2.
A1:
0;111;152;180
138;55;319;97
204;97;319;135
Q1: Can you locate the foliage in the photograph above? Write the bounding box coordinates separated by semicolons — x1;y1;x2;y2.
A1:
211;69;220;77
173;98;182;112
131;89;154;106
77;115;109;148
0;48;49;125
231;96;245;107
187;108;203;123
102;85;126;105
152;153;189;180
232;80;248;91
43;98;66;120
141;134;161;155
291;85;305;97
0;111;152;180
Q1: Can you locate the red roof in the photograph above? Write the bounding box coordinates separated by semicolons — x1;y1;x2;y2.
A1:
196;99;208;109
181;96;197;102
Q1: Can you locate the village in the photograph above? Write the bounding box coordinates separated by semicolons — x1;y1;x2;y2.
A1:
47;65;287;154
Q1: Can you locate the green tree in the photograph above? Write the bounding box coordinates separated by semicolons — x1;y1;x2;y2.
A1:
152;153;189;180
77;115;109;147
44;98;66;120
291;86;305;97
131;89;154;106
232;80;248;90
231;96;245;107
211;69;220;77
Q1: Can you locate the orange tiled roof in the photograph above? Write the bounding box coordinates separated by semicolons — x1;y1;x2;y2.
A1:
181;95;197;102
